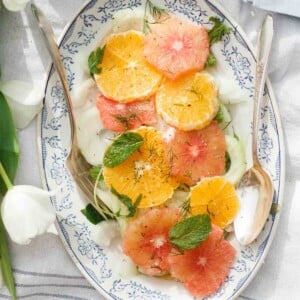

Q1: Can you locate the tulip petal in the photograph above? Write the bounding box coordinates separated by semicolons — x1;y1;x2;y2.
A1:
1;185;56;245
2;0;29;11
0;80;43;129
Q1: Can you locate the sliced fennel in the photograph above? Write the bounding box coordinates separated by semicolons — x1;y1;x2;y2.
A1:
224;135;247;185
217;103;234;136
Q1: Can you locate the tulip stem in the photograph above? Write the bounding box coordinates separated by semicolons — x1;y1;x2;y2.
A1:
0;214;17;300
0;162;13;189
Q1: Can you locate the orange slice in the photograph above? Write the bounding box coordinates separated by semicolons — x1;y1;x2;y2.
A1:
155;72;219;131
103;127;178;208
190;177;239;228
94;30;163;103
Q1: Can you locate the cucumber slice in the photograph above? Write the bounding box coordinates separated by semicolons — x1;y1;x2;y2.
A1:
224;135;247;185
216;103;234;136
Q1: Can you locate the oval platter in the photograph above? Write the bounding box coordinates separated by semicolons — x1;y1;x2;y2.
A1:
37;0;285;299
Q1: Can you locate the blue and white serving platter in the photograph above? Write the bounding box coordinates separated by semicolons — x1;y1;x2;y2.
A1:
37;0;285;299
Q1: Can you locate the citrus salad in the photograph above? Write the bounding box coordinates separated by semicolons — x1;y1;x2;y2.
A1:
78;2;248;298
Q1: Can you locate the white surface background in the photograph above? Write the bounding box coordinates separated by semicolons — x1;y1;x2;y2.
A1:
0;0;300;299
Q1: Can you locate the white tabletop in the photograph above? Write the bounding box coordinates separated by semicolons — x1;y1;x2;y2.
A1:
0;0;300;299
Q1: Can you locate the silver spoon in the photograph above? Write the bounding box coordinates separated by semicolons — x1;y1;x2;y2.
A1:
234;15;274;245
31;4;111;219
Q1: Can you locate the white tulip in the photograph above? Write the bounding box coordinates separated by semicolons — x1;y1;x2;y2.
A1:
1;185;56;245
0;80;43;129
2;0;30;11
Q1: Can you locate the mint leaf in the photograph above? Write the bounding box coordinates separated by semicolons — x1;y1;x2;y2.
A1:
81;204;113;224
205;52;216;67
169;214;211;250
208;16;231;45
88;46;105;75
111;187;138;217
103;132;143;168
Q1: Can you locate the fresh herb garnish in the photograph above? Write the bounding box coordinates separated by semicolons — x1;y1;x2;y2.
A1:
225;151;231;172
111;187;140;217
143;0;167;33
205;16;231;68
89;165;104;181
180;200;191;217
113;113;140;131
81;203;113;224
214;106;224;123
88;45;106;75
169;214;211;251
208;16;231;45
103;132;144;168
205;52;216;68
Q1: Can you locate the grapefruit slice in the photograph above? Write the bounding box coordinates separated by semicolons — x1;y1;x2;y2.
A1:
168;225;236;297
164;121;226;186
94;30;163;102
122;207;182;276
190;177;240;228
144;15;209;79
103;126;179;208
96;94;156;133
155;72;219;131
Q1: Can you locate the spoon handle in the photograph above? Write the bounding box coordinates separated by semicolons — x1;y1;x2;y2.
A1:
31;4;76;144
252;15;274;162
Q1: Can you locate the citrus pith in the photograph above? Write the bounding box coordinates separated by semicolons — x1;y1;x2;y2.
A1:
190;177;240;228
103;126;178;208
94;30;163;102
168;225;236;297
164;121;226;186
96;94;156;133
155;72;219;131
144;15;209;79
122;207;182;276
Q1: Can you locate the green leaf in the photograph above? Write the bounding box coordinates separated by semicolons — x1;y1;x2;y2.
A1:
214;106;224;123
169;214;211;251
208;16;231;45
205;52;216;68
111;187;138;217
81;204;113;224
0;214;17;300
88;45;106;75
225;151;231;172
89;165;103;181
103;132;144;168
0;92;19;195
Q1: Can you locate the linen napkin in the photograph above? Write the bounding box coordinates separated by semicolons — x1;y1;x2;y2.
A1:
244;0;300;18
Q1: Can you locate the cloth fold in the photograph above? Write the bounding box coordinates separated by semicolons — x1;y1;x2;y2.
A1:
245;0;300;18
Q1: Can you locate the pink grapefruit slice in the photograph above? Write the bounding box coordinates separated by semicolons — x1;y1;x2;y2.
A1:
168;225;236;297
96;94;156;133
164;121;226;186
122;207;182;276
144;15;209;80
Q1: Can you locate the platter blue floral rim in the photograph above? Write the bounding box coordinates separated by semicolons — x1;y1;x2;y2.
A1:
37;0;285;299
